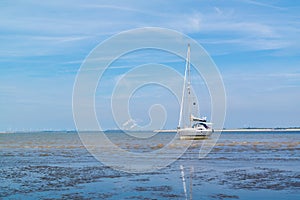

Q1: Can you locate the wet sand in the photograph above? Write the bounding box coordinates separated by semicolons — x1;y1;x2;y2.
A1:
0;132;299;199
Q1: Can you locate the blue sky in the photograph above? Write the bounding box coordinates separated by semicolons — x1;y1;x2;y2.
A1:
1;0;300;131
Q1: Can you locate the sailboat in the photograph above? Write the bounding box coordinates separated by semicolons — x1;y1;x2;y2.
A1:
177;44;213;140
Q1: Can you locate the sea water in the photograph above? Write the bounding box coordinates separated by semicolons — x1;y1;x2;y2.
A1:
0;131;299;199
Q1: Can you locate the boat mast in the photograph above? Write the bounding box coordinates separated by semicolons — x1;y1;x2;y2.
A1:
178;44;191;129
186;44;192;127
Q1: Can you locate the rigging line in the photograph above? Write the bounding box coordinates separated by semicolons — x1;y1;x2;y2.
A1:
178;44;190;128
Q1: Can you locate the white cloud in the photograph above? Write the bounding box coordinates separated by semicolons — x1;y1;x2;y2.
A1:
1;0;298;58
242;0;286;10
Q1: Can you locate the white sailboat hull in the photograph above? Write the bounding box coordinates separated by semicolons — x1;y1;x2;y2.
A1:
178;128;213;140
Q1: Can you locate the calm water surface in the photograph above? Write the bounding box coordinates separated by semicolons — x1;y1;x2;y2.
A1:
0;131;299;199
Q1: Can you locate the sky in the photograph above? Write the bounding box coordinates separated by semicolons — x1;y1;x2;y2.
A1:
1;0;300;131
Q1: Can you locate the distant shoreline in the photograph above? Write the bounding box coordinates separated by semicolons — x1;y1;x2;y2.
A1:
1;128;300;134
155;128;300;133
220;128;300;132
